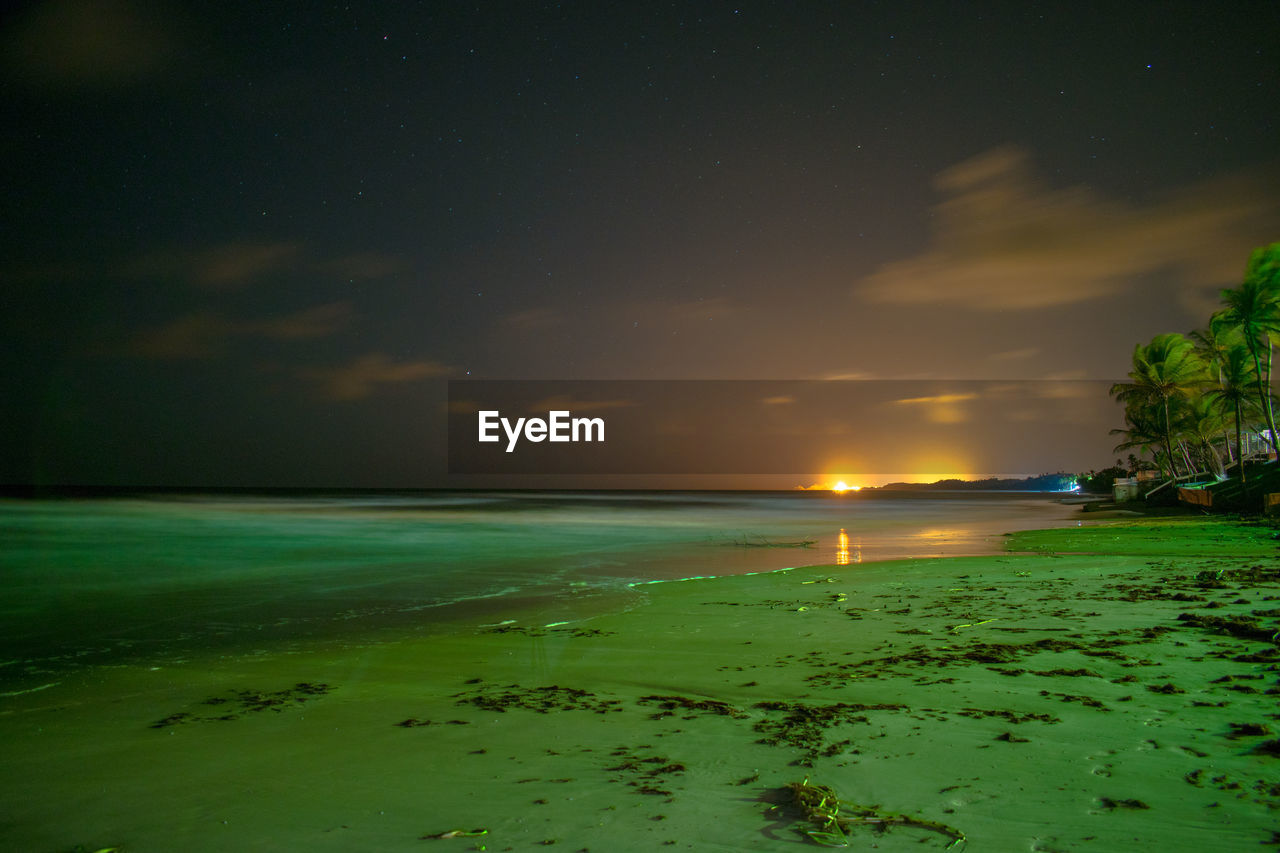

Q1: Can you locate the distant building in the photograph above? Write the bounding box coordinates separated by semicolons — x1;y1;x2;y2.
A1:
1114;470;1160;501
1112;477;1141;502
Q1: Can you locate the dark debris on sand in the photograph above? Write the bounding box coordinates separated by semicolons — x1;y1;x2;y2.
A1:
453;683;626;715
1175;612;1279;643
1098;797;1150;810
604;746;687;798
638;694;748;720
150;682;332;728
752;701;905;765
1226;722;1272;739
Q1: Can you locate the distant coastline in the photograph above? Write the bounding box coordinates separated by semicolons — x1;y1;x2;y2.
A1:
865;472;1077;492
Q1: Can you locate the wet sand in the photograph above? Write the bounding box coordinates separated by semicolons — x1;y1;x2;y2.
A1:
2;517;1279;851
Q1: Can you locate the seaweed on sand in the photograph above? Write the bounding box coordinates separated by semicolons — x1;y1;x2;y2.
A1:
637;694;748;720
1175;612;1279;643
150;682;331;728
1251;739;1280;757
753;701;905;765
774;777;965;848
453;683;624;715
604;746;688;797
1097;797;1150;810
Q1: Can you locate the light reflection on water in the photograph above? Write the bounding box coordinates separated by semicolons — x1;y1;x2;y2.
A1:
913;527;967;543
835;528;861;565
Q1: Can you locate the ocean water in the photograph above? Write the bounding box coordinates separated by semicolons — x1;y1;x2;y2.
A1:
0;490;1080;691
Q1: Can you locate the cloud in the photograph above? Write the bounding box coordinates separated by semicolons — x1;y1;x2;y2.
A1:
527;395;636;413
446;399;480;415
893;392;978;424
248;302;352;340
3;0;180;89
856;146;1280;312
126;240;300;286
129;311;231;359
761;395;795;405
124;242;408;289
129;301;351;359
895;393;980;405
193;243;303;287
299;353;452;401
128;242;302;288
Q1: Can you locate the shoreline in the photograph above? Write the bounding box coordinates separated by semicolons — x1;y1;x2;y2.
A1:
0;491;1088;685
2;517;1278;851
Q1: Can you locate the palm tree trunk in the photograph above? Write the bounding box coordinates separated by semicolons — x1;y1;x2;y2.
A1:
1202;438;1225;479
1178;440;1194;473
1162;397;1180;479
1269;340;1279;456
1213;361;1233;463
1235;397;1246;483
1248;340;1279;454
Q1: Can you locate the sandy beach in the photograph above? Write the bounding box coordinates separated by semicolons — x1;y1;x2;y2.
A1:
3;515;1279;851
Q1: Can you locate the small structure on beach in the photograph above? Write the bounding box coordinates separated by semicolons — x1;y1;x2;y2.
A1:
1177;484;1214;508
1112;470;1159;502
1112;478;1141;502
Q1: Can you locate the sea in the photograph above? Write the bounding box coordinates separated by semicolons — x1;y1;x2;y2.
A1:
0;489;1083;692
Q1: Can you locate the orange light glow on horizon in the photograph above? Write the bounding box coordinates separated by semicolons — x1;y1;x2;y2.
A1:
798;465;989;490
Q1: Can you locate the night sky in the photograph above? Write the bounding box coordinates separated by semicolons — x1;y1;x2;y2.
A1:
3;2;1278;487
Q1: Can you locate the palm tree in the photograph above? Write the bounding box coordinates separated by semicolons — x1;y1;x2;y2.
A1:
1111;402;1175;478
1190;313;1241;383
1202;344;1259;482
1220;249;1280;456
1172;393;1227;479
1110;333;1205;481
1191;313;1244;461
1111;244;1280;486
1246;241;1280;289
